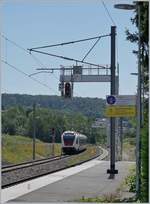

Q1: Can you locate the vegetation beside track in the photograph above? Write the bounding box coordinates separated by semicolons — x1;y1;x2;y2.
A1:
2;134;61;164
2;134;99;165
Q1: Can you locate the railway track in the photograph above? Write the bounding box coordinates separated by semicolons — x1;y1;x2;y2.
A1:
2;155;68;171
2;146;107;189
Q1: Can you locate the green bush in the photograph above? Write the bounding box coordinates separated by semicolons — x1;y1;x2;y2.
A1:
124;167;136;193
125;174;136;193
140;115;149;202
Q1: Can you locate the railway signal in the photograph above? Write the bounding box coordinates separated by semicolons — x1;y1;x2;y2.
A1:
64;82;71;98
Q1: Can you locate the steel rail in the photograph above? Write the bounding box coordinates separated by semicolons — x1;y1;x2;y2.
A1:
2;155;68;172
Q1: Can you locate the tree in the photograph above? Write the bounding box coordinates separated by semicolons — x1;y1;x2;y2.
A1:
126;2;149;202
126;2;149;96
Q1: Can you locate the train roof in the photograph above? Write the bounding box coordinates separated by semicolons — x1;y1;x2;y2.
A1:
62;131;87;138
63;130;76;134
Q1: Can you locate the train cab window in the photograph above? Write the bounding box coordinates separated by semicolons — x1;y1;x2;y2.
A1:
63;134;75;145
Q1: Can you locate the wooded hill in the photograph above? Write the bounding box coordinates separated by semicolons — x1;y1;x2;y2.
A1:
2;93;107;144
2;93;106;118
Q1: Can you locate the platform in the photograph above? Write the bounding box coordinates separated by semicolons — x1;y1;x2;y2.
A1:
2;158;135;203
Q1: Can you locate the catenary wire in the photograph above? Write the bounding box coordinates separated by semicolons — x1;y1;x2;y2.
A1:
1;59;59;94
0;34;83;97
0;33;50;69
100;1;119;73
101;0;116;26
0;33;64;88
5;37;7;61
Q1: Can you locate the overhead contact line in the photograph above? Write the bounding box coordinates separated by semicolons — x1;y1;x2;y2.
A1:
1;60;57;94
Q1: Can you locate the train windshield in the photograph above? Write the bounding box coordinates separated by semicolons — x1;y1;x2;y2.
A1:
63;133;75;145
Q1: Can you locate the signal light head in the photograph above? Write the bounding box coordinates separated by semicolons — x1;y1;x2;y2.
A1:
65;82;71;98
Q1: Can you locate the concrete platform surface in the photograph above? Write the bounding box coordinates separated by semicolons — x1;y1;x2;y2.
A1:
8;160;134;203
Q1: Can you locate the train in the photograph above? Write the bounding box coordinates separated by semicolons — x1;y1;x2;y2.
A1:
61;131;87;154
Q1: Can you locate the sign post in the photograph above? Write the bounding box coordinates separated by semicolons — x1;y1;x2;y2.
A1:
106;95;137;117
107;26;118;178
106;94;136;176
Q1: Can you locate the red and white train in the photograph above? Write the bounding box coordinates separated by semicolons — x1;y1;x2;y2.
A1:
61;131;87;154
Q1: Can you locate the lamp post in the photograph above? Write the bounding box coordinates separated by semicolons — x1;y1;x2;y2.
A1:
114;3;141;198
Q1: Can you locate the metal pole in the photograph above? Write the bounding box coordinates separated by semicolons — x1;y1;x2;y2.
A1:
120;118;123;160
107;26;118;177
141;64;144;127
33;103;36;160
116;63;120;161
136;3;141;198
115;74;119;161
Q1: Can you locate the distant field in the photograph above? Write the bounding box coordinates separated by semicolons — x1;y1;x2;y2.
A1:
2;134;61;164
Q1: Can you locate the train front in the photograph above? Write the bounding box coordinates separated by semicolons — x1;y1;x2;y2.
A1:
61;131;77;154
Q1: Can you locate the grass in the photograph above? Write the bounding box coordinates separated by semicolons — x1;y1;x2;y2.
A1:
2;134;61;164
123;166;136;193
78;193;121;203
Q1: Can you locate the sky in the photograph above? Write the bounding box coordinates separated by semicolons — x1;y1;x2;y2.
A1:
1;0;138;99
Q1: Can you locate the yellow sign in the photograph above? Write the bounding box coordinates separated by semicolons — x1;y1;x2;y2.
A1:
105;105;136;117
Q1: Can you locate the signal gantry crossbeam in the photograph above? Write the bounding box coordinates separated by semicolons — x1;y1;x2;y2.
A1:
36;65;118;98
